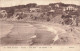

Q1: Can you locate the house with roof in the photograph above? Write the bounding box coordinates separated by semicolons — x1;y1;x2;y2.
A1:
63;5;78;11
30;7;41;12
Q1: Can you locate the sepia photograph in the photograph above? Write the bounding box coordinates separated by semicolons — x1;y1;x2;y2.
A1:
0;0;80;46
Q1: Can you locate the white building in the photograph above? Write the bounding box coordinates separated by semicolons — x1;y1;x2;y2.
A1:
63;5;78;11
30;8;41;12
55;4;59;8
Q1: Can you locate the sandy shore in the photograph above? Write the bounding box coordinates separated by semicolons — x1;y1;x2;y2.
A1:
0;21;14;38
0;21;80;46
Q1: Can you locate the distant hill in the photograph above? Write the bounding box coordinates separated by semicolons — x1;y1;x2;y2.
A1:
0;3;80;10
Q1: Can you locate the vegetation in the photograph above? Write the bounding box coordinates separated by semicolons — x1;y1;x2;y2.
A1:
0;3;80;25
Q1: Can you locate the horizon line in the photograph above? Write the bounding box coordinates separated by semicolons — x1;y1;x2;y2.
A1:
0;2;80;8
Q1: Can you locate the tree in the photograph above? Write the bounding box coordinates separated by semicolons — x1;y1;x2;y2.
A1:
7;8;15;18
26;3;37;8
49;3;55;7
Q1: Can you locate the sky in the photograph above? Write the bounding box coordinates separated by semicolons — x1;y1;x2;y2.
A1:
0;0;80;7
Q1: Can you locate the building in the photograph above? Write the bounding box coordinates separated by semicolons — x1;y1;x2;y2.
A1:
63;5;78;11
30;8;41;12
55;4;60;8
